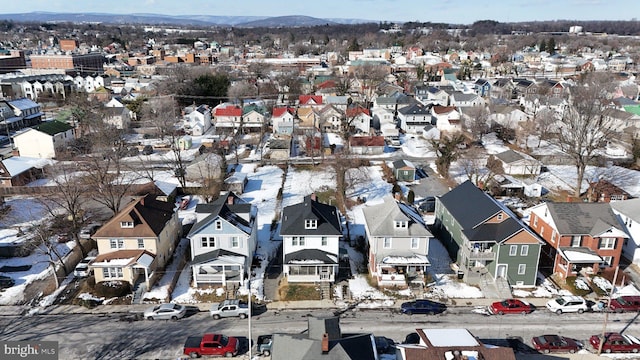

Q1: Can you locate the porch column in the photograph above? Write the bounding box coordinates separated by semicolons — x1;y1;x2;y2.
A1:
144;267;150;288
192;265;199;287
221;265;226;287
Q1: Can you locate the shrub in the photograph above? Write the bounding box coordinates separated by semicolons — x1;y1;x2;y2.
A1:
565;276;591;296
94;280;132;298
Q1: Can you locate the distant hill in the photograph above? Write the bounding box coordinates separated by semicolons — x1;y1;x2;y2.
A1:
0;12;375;27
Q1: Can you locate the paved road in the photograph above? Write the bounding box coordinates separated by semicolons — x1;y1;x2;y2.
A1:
1;304;638;359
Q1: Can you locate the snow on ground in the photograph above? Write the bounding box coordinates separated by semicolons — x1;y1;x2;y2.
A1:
281;165;336;207
401;135;436;158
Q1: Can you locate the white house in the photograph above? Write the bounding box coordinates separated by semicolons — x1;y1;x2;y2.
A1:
432;105;462;133
494;149;542;176
13;120;74;159
184;104;212;136
611;199;640;265
280;194;342;283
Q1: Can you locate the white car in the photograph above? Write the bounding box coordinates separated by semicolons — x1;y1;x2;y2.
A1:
73;256;96;278
144;303;187;320
546;295;588;314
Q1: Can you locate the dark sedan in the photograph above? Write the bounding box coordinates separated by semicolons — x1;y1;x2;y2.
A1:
400;299;447;315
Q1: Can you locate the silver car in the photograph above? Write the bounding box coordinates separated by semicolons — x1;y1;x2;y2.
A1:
144;303;187;320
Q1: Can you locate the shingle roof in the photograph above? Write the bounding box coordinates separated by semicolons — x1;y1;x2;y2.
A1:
34;120;73;136
362;196;432;237
545;202;623;236
280;195;342;236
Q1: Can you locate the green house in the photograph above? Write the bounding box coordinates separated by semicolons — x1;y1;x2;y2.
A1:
433;181;543;287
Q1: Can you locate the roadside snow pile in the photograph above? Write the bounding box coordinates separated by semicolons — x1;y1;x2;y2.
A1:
347;275;395;308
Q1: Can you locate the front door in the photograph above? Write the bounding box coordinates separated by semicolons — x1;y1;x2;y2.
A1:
497;264;507;278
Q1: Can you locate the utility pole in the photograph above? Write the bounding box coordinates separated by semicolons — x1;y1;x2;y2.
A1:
248;278;252;359
597;265;619;355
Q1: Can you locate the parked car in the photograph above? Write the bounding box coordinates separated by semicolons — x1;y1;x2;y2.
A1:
374;336;396;354
183;333;239;358
400;299;447;315
531;335;581;353
79;223;101;239
415;167;428;179
210;299;250;319
589;332;640;353
488;299;534;315
142;145;154;155
256;334;272;357
0;275;14;290
418;197;436;213
609;296;640;313
546;295;588;314
73;256;96;278
144;303;187;321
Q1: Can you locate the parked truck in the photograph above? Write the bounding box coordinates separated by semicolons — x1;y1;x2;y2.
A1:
209;299;250;319
183;333;239;358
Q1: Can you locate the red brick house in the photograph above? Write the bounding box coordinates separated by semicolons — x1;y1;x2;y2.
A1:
584;180;631;203
528;202;628;279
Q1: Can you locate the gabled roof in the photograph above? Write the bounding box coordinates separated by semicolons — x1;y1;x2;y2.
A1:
34;120;73;136
93;194;175;238
188;192;252;237
544;202;625;236
362;196;432;237
610;198;640;224
272;106;295;117
392;159;415;170
495;149;525;164
299;95;323;105
7;98;39;111
280;195;342;236
91;249;155;267
214;106;242;117
399;103;431;116
432;105;457;115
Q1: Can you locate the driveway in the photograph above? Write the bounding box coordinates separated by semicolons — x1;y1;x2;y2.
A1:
406;165;450;200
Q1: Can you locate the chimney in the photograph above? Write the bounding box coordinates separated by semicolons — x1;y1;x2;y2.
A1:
310;193;316;201
321;333;329;354
227;194;234;205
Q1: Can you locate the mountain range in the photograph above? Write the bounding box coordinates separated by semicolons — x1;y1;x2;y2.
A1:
0;12;375;27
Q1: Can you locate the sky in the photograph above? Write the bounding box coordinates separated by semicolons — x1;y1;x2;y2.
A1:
1;0;638;25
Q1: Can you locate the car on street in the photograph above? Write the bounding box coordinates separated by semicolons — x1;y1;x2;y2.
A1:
144;303;187;320
142;145;154;155
546;295;588;314
415;167;428;179
0;275;14;290
531;334;581;353
400;299;447;315
73;256;96;278
609;296;640;313
589;332;640;353
488;299;534;315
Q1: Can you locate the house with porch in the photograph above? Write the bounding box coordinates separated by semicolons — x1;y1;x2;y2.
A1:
434;181;542;291
90;194;181;289
362;196;432;288
528;202;628;280
271;106;295;135
186;191;257;287
280;194;342;283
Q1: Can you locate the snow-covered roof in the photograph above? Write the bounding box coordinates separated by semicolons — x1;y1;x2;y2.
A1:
381;254;430;265
559;247;603;263
1;157;50;176
421;328;479;347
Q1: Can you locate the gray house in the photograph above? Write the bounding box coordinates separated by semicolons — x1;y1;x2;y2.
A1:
270;315;377;360
362;196;432;287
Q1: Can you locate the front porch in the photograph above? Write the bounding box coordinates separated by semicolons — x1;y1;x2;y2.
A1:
376;254;430;288
555;247;604;279
191;249;247;287
286;264;336;283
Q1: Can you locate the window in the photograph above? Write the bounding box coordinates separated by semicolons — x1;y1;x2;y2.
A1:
394;221;407;228
533;216;538;227
201;237;215;247
551;230;557;244
602;256;613;267
137;238;144;249
509;245;517;256
321;237;327;246
231;237;239;248
383;237;392;249
571;236;581;247
540;226;544;237
215;220;222;230
520;245;529;256
518;264;526;275
411;238;419;249
299;237;305;246
120;221;134;228
305;219;317;229
109;239;124;249
600;237;616;249
102;267;123;278
610;194;625;201
497;213;503;221
292;237;298;246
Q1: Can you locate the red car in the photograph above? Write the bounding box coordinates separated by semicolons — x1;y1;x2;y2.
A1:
589;332;640;353
531;335;581;353
609;296;640;313
488;299;534;315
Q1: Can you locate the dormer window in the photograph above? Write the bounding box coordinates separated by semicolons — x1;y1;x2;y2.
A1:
120;221;134;228
394;221;407;229
305;219;317;229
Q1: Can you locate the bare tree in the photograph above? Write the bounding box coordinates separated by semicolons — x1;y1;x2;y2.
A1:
553;73;617;197
27;222;66;290
463;105;490;141
142;96;178;140
189;152;225;203
431;134;466;179
459;153;503;189
535;108;558;148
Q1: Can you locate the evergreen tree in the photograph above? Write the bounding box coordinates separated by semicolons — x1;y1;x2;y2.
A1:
539;40;546;52
547;38;556;55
